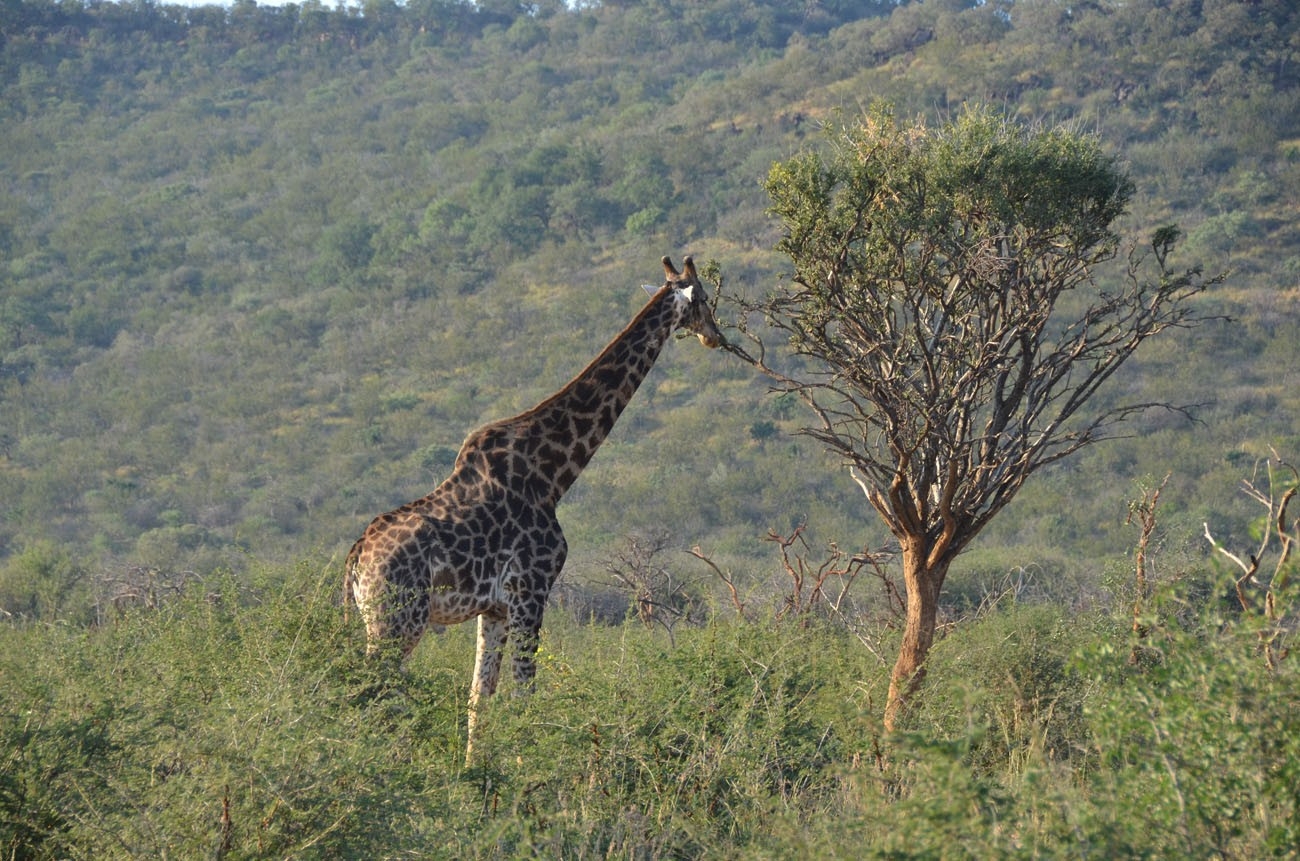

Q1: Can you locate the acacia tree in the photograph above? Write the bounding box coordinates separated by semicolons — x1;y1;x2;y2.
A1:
724;105;1220;730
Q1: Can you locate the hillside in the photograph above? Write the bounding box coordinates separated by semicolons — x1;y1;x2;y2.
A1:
2;0;1299;617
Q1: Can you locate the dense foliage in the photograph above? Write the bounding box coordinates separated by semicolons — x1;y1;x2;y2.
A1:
1;567;1295;857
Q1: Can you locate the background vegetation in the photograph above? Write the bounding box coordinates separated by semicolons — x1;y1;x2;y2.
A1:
2;0;1298;597
2;0;1298;855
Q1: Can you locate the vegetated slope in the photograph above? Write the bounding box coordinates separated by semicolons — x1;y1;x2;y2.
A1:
0;0;1297;611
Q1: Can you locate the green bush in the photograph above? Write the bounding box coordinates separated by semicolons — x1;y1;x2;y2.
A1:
904;603;1093;777
0;541;93;624
1078;583;1300;857
2;560;1296;858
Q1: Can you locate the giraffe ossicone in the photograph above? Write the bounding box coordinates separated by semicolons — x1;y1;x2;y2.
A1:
343;255;723;763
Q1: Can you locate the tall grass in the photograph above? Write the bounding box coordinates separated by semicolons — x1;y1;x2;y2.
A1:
2;562;1295;858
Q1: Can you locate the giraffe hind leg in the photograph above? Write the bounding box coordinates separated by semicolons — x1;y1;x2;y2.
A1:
352;575;429;666
346;610;419;705
465;611;507;765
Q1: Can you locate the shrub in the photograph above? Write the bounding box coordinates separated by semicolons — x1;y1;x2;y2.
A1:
0;541;93;624
1079;582;1300;857
903;603;1093;777
2;558;1295;858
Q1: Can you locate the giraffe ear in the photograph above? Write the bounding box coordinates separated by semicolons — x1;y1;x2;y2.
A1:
640;283;658;296
662;256;681;279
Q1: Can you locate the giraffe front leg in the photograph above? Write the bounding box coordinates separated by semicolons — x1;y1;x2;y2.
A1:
506;544;561;698
466;611;507;765
509;622;542;696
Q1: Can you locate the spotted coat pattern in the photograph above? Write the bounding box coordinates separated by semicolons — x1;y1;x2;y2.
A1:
344;256;722;760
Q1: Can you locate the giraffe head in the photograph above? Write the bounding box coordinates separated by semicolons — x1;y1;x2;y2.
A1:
662;255;723;349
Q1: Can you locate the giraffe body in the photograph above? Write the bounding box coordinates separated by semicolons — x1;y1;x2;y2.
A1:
344;256;722;761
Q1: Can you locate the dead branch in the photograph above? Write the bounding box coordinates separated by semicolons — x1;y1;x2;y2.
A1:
1203;521;1261;613
94;565;203;622
1203;452;1298;668
765;521;881;622
688;545;750;620
1127;473;1170;664
601;531;698;645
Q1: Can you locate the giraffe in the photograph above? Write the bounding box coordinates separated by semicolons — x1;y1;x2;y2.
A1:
343;255;723;761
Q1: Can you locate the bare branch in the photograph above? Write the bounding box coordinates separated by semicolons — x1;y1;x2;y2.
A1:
600;531;699;645
688;545;750;621
1127;473;1170;664
1204;454;1298;668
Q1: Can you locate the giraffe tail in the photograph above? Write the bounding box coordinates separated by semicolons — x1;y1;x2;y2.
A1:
342;570;353;623
342;539;362;624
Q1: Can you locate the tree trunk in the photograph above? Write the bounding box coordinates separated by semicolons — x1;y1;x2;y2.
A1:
883;546;948;732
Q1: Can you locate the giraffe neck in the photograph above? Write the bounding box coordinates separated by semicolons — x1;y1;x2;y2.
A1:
452;285;688;509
